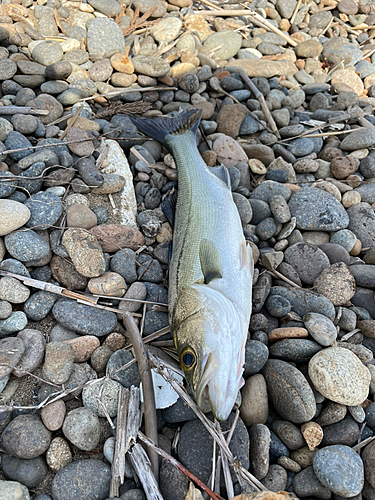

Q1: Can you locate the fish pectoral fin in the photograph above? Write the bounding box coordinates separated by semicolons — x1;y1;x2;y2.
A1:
199;238;223;284
208;164;231;190
161;190;178;229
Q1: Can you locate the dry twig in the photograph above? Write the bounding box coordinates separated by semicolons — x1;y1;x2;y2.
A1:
122;312;159;480
94;101;153;118
122;5;160;37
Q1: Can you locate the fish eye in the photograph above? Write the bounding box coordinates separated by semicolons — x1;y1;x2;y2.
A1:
180;348;196;371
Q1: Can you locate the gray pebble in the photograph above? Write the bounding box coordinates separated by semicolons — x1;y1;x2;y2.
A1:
1;415;51;459
52;459;111;500
313;445;364;496
62;407;100;451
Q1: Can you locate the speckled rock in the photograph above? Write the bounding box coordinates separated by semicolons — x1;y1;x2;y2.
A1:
62;407;100;451
52;460;111;500
308;347;371;405
288;187;349;231
52;300;117;337
284;242;330;285
62;228;106;277
313;262;356;306
262;359;316;423
42;341;75;385
303;313;337;346
82;379;121;417
1;415;51;459
313;445;364;496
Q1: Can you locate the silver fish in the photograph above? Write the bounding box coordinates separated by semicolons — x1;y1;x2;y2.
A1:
132;110;254;421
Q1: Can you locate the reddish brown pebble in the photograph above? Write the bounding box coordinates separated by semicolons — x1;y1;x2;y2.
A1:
268;327;309;342
41;400;66;431
90;224;144;252
330;156;357;180
64;336;100;363
103;332;126;351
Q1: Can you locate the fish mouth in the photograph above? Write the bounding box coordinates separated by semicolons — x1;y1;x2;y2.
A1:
195;352;220;413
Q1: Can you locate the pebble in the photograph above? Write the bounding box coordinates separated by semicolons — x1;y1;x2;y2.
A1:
53;300;117;337
62;407;100;451
0;480;30;500
312;262;356;306
178;413;249;485
52;460;111;500
0;200;30;237
250;423;270;479
46;437;72;474
240;374;268;427
1;455;48;489
293;466;331;499
42;341;75;385
82;379;121;417
262;359;316;423
1;414;51;459
313;445;364;496
4;230;50;262
362;439;375;488
62;228;106;277
308;347;371;406
13;329;45;377
303;312;337;347
107;349;141;388
284;242;330;285
288;187;349;231
41;400;66;431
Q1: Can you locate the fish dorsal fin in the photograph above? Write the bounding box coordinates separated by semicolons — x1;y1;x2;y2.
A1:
208;164;231;189
199;238;223;284
161;190;177;229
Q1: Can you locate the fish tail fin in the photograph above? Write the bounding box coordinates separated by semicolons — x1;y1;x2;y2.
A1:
130;109;202;145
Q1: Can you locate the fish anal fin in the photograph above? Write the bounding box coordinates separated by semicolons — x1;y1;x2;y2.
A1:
239;239;254;275
208;164;231;189
161;190;177;229
199;238;223;284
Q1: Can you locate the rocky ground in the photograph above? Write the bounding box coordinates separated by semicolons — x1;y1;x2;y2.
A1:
0;0;375;498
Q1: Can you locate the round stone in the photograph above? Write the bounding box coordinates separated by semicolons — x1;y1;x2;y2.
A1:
32;41;63;66
62;228;106;278
313;262;356;306
303;312;337;346
203;31;242;60
13;329;46;377
1;455;48;489
0;200;30;236
288;187;349;231
46;437;72;473
0;59;17;80
4;230;50;263
52;459;111;500
308;347;371;405
284;242;330;285
1;414;51;459
313;445;364;497
132;55;170;77
87;18;125;58
262;359;316;424
24;191;62;230
42;341;75;385
40;400;66;431
52;300;117;337
240;374;268;427
82;379;122;417
151;17;182;43
62;407;100;451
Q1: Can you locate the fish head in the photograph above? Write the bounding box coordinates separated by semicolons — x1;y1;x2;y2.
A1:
172;283;246;422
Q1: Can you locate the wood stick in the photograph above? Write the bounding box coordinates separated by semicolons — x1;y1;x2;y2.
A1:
110;387;130;497
138;432;223;500
194;9;298;46
128;444;164;500
122;312;159;480
238;69;280;139
125;386;141;452
0;106;49;116
290;0;303;25
0;270;142;318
